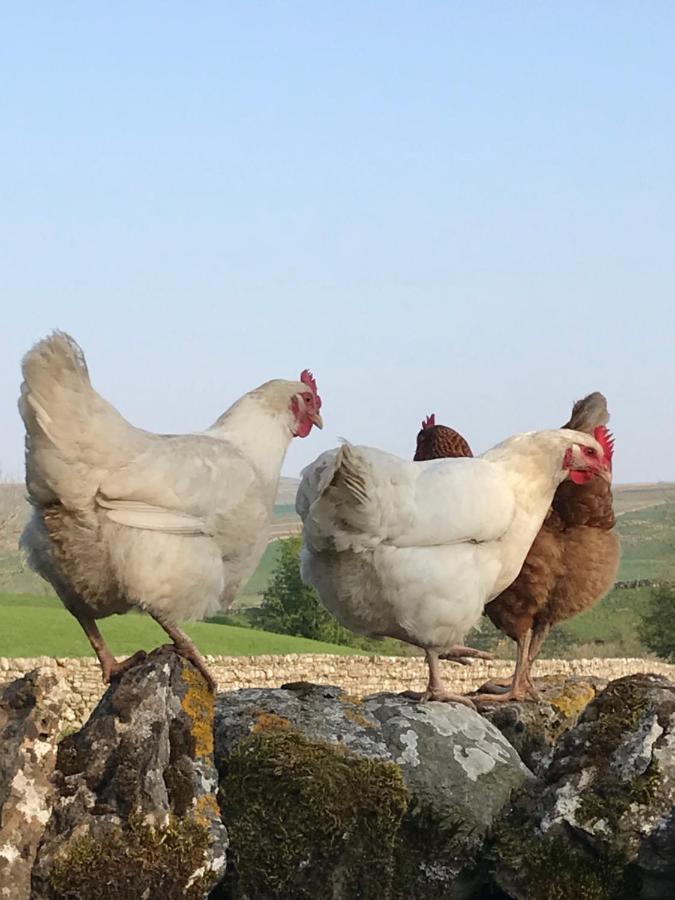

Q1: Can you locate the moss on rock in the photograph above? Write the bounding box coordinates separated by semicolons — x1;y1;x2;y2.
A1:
392;800;477;899
490;801;641;900
220;725;409;899
48;811;215;900
584;678;650;763
573;679;662;841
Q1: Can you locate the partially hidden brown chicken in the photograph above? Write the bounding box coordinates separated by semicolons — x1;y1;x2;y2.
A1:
413;393;620;702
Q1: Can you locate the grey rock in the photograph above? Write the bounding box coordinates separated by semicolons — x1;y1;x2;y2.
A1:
0;668;69;900
31;649;227;900
214;682;531;899
491;674;675;899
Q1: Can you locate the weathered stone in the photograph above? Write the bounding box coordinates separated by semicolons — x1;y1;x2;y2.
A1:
491;674;675;899
0;668;68;900
31;649;227;900
478;676;605;773
214;682;531;899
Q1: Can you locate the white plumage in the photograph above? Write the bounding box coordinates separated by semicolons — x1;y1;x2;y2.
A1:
297;430;611;703
19;331;323;687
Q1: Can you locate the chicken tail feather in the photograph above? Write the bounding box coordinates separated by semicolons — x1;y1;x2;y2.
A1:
19;331;144;508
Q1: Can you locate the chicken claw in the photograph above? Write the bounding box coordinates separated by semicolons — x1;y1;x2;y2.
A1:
472;688;530;704
152;615;217;692
439;645;495;665
102;650;148;683
423;688;477;708
400;688;477;709
75;612;148;684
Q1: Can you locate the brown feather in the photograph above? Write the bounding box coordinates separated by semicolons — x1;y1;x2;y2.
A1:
414;424;473;461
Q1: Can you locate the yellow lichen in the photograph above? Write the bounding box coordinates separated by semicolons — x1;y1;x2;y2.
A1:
340;692;365;705
550;681;597;718
181;665;214;758
252;712;291;732
194;793;221;827
344;707;377;729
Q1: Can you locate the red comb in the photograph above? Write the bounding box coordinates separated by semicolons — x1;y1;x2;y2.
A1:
300;370;321;407
422;414;436;430
594;425;615;467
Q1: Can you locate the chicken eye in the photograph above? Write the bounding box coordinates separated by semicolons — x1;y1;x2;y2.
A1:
586;448;596;456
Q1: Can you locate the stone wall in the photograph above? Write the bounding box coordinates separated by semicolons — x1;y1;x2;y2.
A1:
2;654;674;729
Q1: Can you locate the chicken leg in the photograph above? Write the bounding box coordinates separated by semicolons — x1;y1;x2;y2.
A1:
527;623;551;670
473;629;538;703
403;650;476;707
75;612;147;683
477;622;551;697
150;614;216;692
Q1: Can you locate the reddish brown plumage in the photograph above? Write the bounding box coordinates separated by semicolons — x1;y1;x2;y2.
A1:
413;395;620;695
414;418;473;461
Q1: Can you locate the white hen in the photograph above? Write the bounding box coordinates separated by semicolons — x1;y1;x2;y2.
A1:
19;332;323;688
297;430;611;704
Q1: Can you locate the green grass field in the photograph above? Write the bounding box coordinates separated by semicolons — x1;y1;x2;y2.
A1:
0;593;364;658
0;587;660;661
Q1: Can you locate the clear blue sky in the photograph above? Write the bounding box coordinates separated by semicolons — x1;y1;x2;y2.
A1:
2;2;673;483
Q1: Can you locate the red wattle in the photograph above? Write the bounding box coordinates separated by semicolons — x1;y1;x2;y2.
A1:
295;416;314;438
569;469;594;485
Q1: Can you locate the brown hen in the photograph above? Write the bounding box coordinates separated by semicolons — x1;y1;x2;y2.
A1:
414;414;473;460
413;393;620;701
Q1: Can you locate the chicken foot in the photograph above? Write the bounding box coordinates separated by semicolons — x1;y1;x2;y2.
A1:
401;650;477;708
477;623;550;696
150;615;216;692
439;645;495;666
473;629;539;703
75;613;147;683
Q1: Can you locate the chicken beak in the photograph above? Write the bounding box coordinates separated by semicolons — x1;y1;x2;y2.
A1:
310;412;324;429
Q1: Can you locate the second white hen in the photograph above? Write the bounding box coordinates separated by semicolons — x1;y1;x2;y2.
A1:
297;429;611;704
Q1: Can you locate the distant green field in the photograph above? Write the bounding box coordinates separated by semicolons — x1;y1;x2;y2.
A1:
273;503;298;519
239;541;282;601
613;483;675;516
0;593;364;658
615;502;675;581
562;587;653;657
